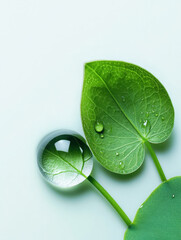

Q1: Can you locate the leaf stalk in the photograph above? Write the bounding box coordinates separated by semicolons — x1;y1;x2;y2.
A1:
145;141;167;182
87;175;132;227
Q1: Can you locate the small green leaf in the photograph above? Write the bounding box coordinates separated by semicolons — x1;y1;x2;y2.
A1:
37;131;93;188
81;61;174;174
124;177;181;240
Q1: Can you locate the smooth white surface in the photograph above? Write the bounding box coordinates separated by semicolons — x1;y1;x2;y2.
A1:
0;1;181;239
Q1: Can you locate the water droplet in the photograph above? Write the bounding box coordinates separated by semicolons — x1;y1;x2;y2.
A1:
139;119;142;123
155;113;158;117
119;161;125;169
146;112;149;117
162;116;165;121
152;109;155;113
37;130;93;188
141;111;143;115
140;205;143;209
172;194;175;198
141;119;151;136
100;133;104;138
143;120;148;127
116;152;119;156
121;96;126;102
95;121;104;133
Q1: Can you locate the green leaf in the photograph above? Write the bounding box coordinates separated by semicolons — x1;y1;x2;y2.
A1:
81;61;174;174
37;132;93;188
124;177;181;240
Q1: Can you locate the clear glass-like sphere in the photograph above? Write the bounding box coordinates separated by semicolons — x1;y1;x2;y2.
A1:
37;130;93;188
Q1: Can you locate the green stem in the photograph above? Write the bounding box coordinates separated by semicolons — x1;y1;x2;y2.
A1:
87;175;132;227
145;141;167;182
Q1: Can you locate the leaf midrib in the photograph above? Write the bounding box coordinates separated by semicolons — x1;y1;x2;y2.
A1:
72;136;85;173
44;149;87;178
86;64;146;142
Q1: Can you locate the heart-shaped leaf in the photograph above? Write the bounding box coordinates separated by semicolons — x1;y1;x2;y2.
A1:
124;177;181;240
37;131;93;188
81;61;174;174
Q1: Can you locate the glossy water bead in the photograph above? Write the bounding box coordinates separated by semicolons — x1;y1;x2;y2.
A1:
37;130;93;188
95;121;104;133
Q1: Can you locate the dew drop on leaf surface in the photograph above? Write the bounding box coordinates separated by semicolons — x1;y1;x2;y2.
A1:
119;161;125;170
141;120;151;136
143;120;148;127
95;121;104;133
100;133;104;138
121;96;126;102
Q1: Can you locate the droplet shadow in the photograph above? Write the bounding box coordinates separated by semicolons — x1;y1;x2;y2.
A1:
39;175;90;199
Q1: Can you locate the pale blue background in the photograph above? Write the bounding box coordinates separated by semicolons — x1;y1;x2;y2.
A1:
0;1;181;239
